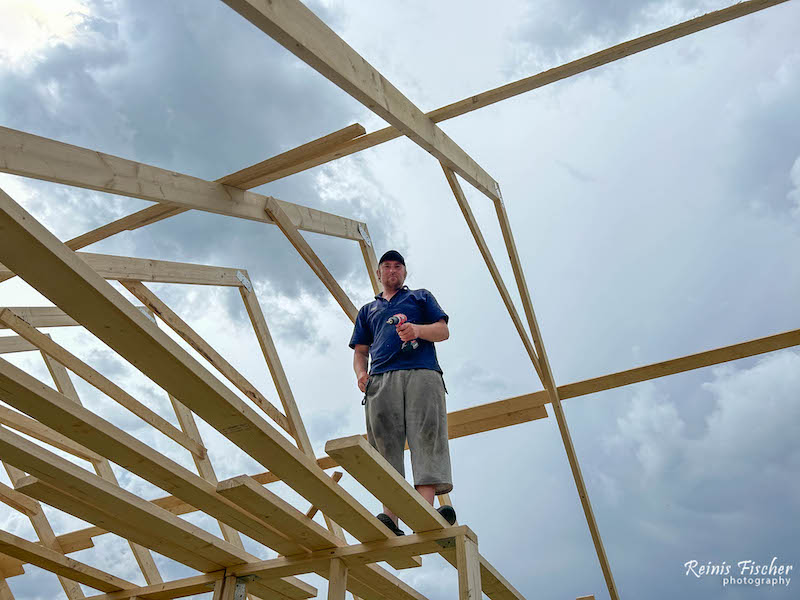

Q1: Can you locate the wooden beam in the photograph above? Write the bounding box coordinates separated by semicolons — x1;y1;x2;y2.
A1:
119;280;291;433
324;436;448;532
84;573;222;600
235;0;790;183
0;405;104;464
0;189;384;545
11;465;314;600
0;355;306;558
0;528;136;593
217;476;421;570
0;336;37;354
357;225;380;296
2;462;86;599
324;436;523;600
442;166;542;379
491;192;619;600
51;318;799;548
219;124;366;189
64;205;183;252
0;126;366;240
75;253;244;286
0;307;78;328
455;535;481;600
306;471;343;519
0;309;206;459
230;526;473;579
0;481;39;518
221;0;502;202
326;559;347;600
264;197;358;322
42;354;164;585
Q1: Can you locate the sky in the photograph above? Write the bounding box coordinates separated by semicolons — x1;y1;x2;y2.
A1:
0;1;798;599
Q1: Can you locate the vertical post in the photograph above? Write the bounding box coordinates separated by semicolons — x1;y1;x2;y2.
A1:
327;558;348;600
212;575;238;600
455;534;481;600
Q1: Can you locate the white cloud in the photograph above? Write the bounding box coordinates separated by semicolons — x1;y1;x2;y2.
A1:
0;0;91;66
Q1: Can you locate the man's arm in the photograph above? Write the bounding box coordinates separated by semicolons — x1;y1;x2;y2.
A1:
353;344;370;392
397;318;449;343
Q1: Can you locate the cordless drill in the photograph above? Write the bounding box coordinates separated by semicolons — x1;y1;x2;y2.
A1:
386;313;419;352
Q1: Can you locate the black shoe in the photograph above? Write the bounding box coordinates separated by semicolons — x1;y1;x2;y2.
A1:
377;513;405;536
437;505;457;525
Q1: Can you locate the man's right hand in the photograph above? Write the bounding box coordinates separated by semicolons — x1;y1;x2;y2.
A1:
357;372;369;393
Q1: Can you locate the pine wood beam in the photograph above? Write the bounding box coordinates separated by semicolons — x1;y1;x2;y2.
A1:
0;309;206;459
221;0;501;202
119;280;291;433
235;0;790;183
0;529;136;593
0;355;305;558
219;124;366;189
0;127;366;240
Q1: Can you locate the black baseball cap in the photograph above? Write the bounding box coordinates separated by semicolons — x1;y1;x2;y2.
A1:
378;250;405;266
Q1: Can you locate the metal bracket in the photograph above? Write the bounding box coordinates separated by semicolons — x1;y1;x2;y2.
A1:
233;575;259;600
236;270;253;292
357;223;372;247
436;536;457;549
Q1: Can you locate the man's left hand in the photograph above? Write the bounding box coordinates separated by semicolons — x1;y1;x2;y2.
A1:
396;321;419;342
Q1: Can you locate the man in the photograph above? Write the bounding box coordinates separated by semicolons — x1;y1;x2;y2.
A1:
349;250;455;536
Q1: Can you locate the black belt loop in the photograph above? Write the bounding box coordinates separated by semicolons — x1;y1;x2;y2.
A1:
361;376;372;405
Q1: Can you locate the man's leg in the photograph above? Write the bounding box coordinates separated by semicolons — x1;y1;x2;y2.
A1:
415;484;436;506
364;371;406;528
405;370;453;497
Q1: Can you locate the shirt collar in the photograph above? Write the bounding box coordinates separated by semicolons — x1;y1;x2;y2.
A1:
375;285;409;301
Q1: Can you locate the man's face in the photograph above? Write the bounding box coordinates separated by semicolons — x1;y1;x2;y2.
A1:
377;260;407;290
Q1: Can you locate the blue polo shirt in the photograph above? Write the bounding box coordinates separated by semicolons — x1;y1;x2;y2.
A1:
349;286;449;375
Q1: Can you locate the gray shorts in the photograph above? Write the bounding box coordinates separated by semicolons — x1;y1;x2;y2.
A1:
364;368;453;495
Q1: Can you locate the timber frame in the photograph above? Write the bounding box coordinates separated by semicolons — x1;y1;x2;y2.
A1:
0;1;794;599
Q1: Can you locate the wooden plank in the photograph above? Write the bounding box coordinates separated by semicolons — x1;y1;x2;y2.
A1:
0;252;245;288
219;124;366;189
442;166;542;378
0;528;135;593
0;126;365;240
357;226;380;296
13;473;315;600
0;189;386;546
0;355;305;558
264;197;358;322
324;436;448;533
2;463;86;600
0;404;104;464
221;0;502;202
84;573;222;600
43;354;164;585
217;476;420;570
306;471;343;519
0;309;206;459
0;481;39;517
325;436;523;600
0;578;15;598
119;281;291;434
230;527;471;578
56;319;799;546
239;0;790;184
0;556;25;579
0;336;37;354
65;205;183;251
0;307;78;328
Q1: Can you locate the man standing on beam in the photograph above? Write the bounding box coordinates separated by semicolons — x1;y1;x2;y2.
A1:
350;250;456;535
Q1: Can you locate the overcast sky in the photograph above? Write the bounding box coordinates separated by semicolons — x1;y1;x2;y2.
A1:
0;1;798;599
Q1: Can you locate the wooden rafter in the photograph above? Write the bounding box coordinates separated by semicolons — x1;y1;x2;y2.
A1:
0;127;366;241
222;0;791;185
221;0;502;202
